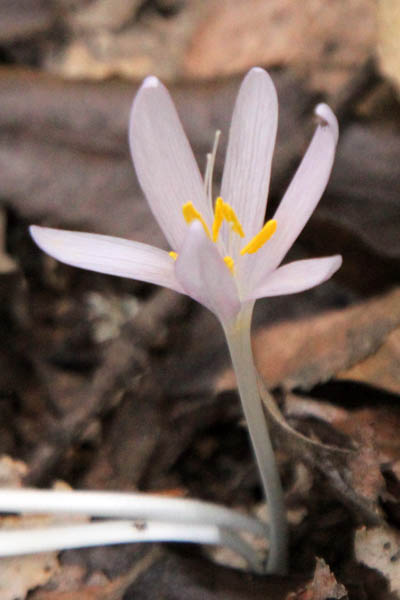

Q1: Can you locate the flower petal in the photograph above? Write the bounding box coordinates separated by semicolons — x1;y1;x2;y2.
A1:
246;255;342;301
30;225;183;292
129;76;211;251
249;103;338;288
220;67;278;252
175;221;241;324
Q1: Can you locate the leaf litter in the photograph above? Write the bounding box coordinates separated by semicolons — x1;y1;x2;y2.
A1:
1;3;400;596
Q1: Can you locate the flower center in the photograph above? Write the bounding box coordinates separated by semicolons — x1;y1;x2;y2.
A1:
168;130;276;274
169;200;276;276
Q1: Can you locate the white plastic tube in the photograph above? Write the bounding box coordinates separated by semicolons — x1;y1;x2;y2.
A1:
0;520;264;573
0;489;266;537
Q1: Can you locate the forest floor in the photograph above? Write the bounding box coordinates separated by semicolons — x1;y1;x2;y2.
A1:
1;1;400;598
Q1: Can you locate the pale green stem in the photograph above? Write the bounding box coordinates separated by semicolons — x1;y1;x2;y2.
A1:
224;306;288;574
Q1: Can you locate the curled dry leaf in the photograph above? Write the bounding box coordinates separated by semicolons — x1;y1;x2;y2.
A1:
286;557;348;600
259;382;383;525
258;380;353;465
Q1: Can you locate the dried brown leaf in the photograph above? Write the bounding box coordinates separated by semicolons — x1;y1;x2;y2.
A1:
0;552;59;600
338;326;400;395
260;383;383;525
0;455;27;487
183;0;376;95
377;0;400;97
253;288;400;391
46;1;206;81
287;558;348;600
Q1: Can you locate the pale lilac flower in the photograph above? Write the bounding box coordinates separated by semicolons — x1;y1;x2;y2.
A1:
29;68;343;574
30;68;341;328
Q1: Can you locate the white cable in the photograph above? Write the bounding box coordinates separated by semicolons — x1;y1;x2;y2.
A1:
0;520;264;573
0;489;266;537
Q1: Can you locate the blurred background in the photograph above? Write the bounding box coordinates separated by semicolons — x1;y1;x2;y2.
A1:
1;1;400;598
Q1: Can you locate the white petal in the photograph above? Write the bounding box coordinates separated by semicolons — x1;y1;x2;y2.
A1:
246;255;342;301
175;221;241;324
30;225;183;292
249;103;338;287
129;76;211;251
220;67;278;251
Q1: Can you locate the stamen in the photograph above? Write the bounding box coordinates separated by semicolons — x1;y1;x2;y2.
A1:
204;153;212;194
204;130;221;205
212;197;245;242
240;219;277;255
222;202;245;238
223;255;235;274
169;251;178;260
182;202;211;239
212;197;224;242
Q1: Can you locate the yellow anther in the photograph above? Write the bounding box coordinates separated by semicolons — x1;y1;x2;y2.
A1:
222;202;245;238
169;251;178;260
223;255;235;274
240;219;277;255
182;202;211;239
212;197;225;242
211;197;245;242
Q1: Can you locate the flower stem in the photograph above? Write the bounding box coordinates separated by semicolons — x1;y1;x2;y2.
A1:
224;308;288;574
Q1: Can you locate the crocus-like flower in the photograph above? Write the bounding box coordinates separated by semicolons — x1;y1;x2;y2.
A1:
30;68;341;328
30;67;342;575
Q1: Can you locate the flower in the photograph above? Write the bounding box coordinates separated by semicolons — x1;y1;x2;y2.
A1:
29;67;343;574
30;67;342;327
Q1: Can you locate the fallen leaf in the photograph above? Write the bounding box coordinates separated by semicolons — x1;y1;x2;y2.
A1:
256;288;400;391
183;0;376;95
286;557;348;600
0;552;59;600
355;525;400;595
338;326;400;395
217;288;400;393
45;1;206;82
68;0;141;32
259;384;382;525
0;459;92;600
377;0;400;97
0;455;27;488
